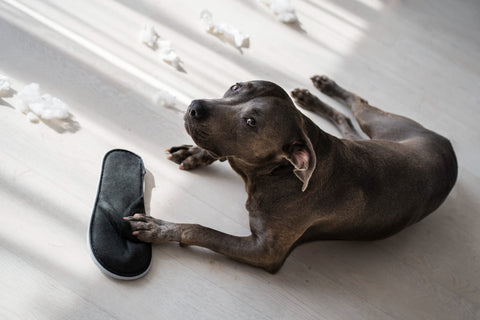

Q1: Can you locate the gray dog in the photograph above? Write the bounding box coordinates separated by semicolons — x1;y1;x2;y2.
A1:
126;75;457;273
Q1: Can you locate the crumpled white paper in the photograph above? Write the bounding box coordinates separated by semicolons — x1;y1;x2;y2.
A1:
15;83;70;122
139;24;158;48
153;89;176;109
200;10;250;49
260;0;298;23
140;24;183;69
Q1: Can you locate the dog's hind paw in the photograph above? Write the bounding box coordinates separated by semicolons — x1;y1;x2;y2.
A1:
291;89;317;112
310;75;339;97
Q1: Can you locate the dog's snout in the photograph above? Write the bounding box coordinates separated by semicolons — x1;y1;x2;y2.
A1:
188;100;208;120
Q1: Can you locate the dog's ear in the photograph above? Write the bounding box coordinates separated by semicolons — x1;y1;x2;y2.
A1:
285;136;317;192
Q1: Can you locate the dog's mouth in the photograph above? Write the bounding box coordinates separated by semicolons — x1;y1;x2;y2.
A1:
184;117;206;140
184;118;192;136
184;117;221;159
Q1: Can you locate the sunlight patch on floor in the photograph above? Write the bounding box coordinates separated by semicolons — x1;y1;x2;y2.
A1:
2;0;192;105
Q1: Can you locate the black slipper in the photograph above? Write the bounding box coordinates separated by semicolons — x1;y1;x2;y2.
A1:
88;149;152;280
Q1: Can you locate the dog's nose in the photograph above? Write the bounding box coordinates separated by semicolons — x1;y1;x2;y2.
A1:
187;100;208;120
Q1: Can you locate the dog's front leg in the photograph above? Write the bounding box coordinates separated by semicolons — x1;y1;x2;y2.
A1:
125;214;285;273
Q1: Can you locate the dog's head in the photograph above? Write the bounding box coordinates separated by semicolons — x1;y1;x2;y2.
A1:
184;81;316;191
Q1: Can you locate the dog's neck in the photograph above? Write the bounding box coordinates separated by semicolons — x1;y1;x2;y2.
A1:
227;156;286;186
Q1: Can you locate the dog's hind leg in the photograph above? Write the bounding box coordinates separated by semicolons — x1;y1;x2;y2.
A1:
291;88;363;140
311;75;427;141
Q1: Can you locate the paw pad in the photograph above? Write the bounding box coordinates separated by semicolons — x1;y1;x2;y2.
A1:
311;75;337;96
291;89;313;103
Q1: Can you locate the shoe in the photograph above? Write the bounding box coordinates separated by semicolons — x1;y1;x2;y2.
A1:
88;149;152;280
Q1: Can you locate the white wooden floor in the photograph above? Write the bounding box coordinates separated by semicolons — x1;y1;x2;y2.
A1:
1;0;479;319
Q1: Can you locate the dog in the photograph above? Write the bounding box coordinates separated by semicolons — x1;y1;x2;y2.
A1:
126;75;458;273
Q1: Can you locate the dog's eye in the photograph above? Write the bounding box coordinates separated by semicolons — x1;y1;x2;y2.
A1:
246;118;256;127
231;84;240;92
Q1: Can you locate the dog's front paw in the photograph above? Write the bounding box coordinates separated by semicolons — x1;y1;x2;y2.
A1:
125;214;176;243
310;75;338;96
166;145;215;170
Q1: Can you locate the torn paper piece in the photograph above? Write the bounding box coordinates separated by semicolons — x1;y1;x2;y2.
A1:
29;94;69;120
140;24;159;48
260;0;298;23
200;10;250;49
153;89;176;109
16;83;70;122
156;40;182;69
16;82;40;114
0;75;11;97
140;24;183;69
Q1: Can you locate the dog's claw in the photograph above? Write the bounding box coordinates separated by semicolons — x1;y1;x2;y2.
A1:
127;215;176;243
